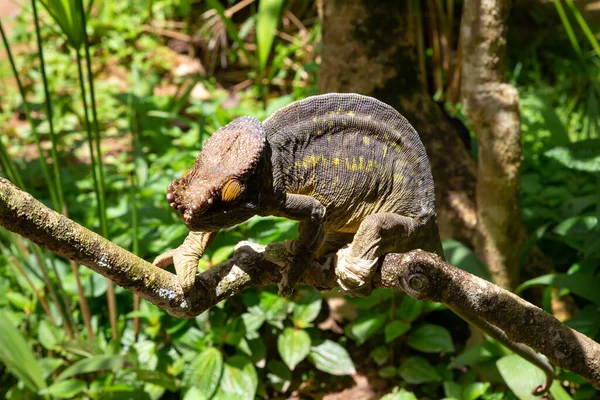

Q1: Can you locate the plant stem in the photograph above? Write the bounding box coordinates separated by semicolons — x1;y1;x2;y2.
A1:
32;0;95;339
77;0;118;339
0;20;59;210
31;0;64;209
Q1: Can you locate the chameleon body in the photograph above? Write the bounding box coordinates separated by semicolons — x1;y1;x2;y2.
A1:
154;93;554;392
154;93;443;297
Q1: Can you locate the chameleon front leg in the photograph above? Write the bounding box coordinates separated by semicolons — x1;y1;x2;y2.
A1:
153;231;217;294
277;193;326;297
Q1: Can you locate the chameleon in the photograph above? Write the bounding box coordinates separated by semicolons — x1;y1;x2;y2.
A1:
154;93;553;393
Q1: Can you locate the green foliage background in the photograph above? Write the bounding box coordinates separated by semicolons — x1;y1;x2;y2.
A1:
0;1;599;399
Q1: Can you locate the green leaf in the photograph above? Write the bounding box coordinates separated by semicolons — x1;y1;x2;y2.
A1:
266;360;291;393
277;328;311;370
385;320;411;343
0;311;47;391
256;0;285;71
370;346;390;366
136;370;177;391
38;319;64;350
516;273;600;306
463;382;490;400
397;356;441;384
259;291;289;322
443;240;492;281
545;139;600;172
397;294;424;322
183;387;208;400
57;355;125;381
496;354;548;400
344;314;387;344
520;94;570;147
39;0;86;49
292;290;322;327
219;355;258;400
448;343;496;369
565;305;600;338
443;381;462;400
549;380;574;400
183;347;223;398
379;365;397;378
381;388;418;400
38;357;64;380
407;324;455;353
308;340;356;376
42;379;87;398
241;309;265;333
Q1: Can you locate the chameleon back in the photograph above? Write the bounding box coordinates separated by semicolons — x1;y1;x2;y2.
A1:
263;93;435;232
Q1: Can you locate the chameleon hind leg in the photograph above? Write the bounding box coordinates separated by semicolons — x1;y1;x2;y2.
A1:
153;231;217;294
336;213;428;296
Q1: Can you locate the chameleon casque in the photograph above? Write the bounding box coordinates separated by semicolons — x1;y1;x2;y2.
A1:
154;93;553;391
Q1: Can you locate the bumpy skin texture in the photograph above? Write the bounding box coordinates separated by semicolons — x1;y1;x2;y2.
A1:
155;93;444;296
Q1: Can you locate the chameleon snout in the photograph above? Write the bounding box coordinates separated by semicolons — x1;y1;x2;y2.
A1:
166;178;216;224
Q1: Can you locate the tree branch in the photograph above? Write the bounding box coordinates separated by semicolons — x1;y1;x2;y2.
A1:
1;177;599;388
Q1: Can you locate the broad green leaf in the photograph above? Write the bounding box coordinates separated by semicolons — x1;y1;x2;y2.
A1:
497;354;547;400
266;360;291;393
545;139;600;172
379;365;397;378
136;370;177;391
397;357;441;384
565;305;600;337
385;320;411;343
41;379;87;398
308;340;356;376
183;347;223;398
183;387;208;400
256;0;285;71
259;291;289;322
0;311;47;391
397;294;424;322
443;381;462;400
549;380;574;400
277;328;311;370
407;324;455;353
57;355;125;381
448;343;496;369
241;308;266;333
520;94;570;147
463;382;490;400
516;273;600;305
380;388;418;400
61;340;104;358
292;290;322;327
370;346;390;366
443;240;492;281
219;355;258;400
38;357;64;380
38;319;64;350
345;314;387;344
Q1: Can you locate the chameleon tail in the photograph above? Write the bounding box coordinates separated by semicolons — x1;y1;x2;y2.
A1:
449;305;554;396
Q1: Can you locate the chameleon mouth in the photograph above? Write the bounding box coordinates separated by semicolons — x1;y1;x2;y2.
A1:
166;178;215;224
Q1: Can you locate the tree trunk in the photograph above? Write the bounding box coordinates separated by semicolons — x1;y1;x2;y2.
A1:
318;0;477;245
460;0;521;290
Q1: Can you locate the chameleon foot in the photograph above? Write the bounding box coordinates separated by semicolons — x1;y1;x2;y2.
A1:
278;251;312;297
335;246;378;296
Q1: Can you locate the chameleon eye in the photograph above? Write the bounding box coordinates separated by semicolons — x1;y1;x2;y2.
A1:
221;179;244;204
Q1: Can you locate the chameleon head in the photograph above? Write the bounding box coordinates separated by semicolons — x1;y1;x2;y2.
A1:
166;116;266;231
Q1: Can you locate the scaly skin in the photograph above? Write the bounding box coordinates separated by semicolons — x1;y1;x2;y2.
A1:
153;93;553;391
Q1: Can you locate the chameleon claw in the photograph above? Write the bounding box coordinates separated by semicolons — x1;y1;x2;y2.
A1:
335;246;377;295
